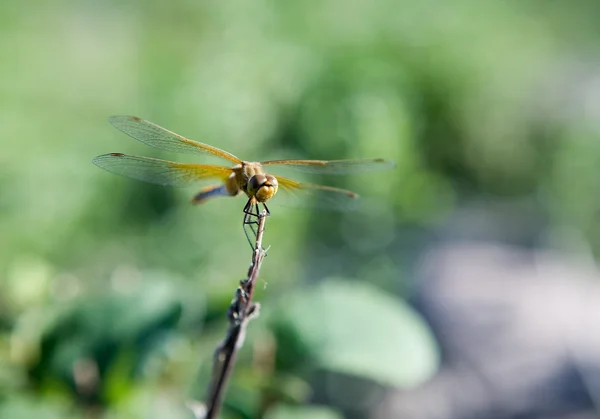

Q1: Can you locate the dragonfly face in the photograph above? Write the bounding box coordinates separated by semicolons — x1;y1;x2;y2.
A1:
93;116;396;212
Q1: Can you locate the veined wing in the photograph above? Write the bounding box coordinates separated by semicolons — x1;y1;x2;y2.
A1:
261;158;396;175
109;115;242;164
275;175;360;211
92;153;232;187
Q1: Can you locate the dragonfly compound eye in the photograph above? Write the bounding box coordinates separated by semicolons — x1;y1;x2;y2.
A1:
254;174;278;203
248;174;266;196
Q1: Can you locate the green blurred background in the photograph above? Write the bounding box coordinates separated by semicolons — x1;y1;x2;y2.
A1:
2;0;600;418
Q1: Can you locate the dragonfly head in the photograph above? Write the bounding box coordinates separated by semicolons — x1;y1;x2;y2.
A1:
248;174;278;203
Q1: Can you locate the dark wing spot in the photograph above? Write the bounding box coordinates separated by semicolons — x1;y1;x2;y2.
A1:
108;153;125;157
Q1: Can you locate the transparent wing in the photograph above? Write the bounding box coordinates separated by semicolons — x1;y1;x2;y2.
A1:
109;115;242;164
261;158;396;175
275;175;360;211
92;153;232;187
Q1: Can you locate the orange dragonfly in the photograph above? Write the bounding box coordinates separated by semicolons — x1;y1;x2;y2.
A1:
93;116;396;225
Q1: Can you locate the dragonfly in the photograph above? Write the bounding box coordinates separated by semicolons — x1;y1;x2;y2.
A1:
93;116;396;243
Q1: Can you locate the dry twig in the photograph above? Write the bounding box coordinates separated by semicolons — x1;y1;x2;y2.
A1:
199;210;268;419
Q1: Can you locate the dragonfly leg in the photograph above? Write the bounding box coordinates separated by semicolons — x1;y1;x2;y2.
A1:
243;199;260;218
242;217;255;249
261;203;271;216
243;200;260;226
242;199;260;249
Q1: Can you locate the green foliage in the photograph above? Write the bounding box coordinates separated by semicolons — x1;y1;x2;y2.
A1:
29;283;182;404
0;396;73;419
264;404;343;419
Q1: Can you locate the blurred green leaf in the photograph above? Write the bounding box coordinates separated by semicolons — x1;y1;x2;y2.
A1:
264;404;343;419
0;396;75;419
29;281;183;403
268;279;439;387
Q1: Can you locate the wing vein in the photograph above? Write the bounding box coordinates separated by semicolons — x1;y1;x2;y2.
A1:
261;158;396;175
109;115;242;163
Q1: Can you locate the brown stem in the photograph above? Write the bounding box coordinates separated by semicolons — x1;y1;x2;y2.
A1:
202;210;268;419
